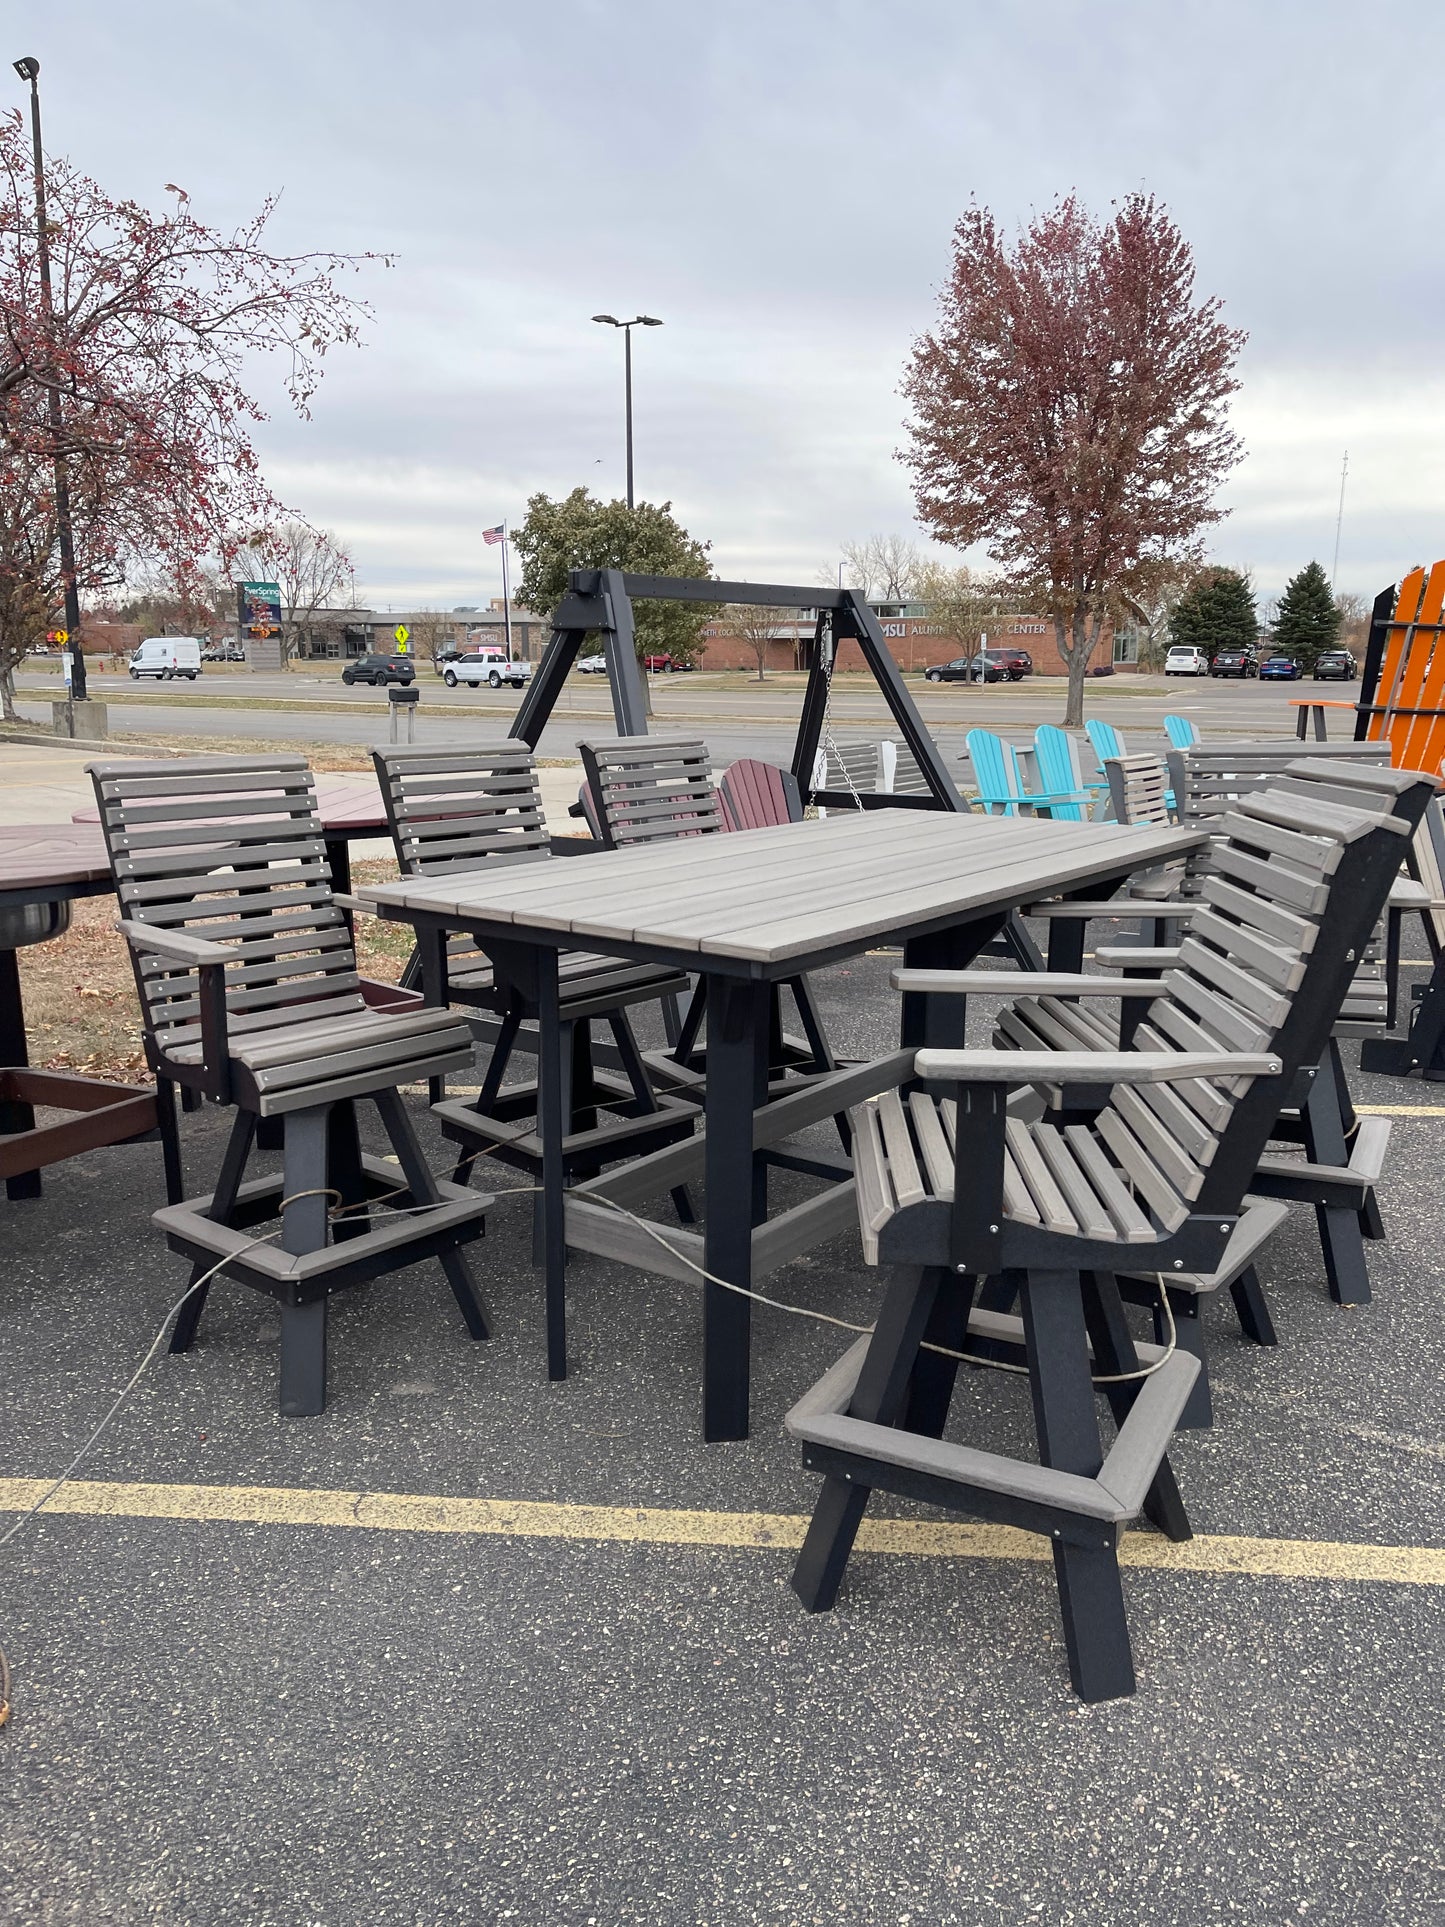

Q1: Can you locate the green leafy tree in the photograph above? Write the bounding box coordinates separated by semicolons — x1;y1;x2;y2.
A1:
1168;568;1258;658
1272;561;1342;672
511;489;713;666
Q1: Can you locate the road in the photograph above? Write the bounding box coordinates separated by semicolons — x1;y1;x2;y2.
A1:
14;665;1350;762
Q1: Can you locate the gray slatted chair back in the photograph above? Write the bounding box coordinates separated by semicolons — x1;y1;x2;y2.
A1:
859;769;1432;1265
577;737;723;848
1103;753;1171;828
89;755;363;1069
1167;739;1390;832
372;742;551;876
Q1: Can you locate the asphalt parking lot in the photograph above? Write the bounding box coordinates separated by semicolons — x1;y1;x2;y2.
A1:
3;950;1444;1925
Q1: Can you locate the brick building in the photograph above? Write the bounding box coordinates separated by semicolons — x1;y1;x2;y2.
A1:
698;605;1138;675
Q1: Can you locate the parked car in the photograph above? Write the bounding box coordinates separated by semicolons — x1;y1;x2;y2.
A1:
442;647;532;689
1259;653;1302;681
576;653;608;674
130;635;203;681
1164;645;1209;677
924;649;1030;684
642;652;694;673
341;653;415;687
1210;648;1257;678
1314;650;1358;681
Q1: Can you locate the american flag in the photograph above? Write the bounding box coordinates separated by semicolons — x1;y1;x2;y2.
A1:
483;524;505;546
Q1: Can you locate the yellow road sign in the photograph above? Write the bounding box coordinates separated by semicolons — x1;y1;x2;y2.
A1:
394;624;410;647
54;629;69;644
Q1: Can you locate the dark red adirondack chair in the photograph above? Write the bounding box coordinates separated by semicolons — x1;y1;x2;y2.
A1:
717;758;803;831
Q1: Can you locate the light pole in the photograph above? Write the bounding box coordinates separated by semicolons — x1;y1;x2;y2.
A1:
591;314;662;510
14;55;86;703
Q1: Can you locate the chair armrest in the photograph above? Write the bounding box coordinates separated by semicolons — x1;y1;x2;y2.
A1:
914;1048;1281;1086
892;969;1170;997
1093;946;1182;970
116;919;231;1101
117;919;230;966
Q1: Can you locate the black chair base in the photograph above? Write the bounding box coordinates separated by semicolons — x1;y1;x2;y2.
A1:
153;1093;492;1416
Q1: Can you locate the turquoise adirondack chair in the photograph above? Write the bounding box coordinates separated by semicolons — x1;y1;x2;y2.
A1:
1031;725;1101;821
1085;718;1126;767
966;728;1091;817
1164;713;1200;750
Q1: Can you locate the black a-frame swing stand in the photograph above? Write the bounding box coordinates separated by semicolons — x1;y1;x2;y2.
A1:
511;569;961;811
511;569;1039;970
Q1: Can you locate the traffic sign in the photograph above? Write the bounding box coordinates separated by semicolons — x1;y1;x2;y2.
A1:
53;629;69;645
394;625;410;650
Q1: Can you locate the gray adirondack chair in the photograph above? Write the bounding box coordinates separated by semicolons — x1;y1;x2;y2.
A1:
88;753;494;1417
786;765;1434;1702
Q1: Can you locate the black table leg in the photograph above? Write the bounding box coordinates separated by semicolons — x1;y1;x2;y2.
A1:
329;836;354;939
900;915;1003;1051
701;974;771;1442
536;947;569;1380
1;947;41;1200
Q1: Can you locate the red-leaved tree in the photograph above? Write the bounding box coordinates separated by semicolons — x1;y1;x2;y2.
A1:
0;110;382;711
902;194;1246;724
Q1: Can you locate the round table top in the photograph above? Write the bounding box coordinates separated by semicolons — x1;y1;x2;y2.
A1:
72;771;388;837
0;824;112;899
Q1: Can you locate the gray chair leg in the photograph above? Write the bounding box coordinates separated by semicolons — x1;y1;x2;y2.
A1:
1083;1272;1191;1533
276;1108;333;1415
155;1075;185;1206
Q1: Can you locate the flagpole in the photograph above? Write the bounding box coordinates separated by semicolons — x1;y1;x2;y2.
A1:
500;522;514;661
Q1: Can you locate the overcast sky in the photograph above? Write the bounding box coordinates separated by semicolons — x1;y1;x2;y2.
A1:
12;0;1445;607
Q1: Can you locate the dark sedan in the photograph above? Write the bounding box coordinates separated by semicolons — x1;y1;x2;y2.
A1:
924;648;1031;684
1259;654;1302;681
1210;648;1256;678
1314;650;1358;681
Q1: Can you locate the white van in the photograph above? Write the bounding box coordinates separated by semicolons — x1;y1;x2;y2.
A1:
1164;645;1209;677
130;636;203;681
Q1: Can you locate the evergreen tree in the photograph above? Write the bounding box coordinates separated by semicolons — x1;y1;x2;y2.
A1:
1271;561;1341;672
1168;569;1258;657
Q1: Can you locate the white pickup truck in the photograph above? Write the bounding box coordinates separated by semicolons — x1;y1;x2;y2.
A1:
442;647;533;690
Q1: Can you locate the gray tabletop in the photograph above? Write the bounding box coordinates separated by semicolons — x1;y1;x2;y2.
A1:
360;812;1203;968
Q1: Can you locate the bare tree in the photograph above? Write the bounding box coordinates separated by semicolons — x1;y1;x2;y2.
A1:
716;602;790;681
914;560;1005;657
1334;590;1370;656
836;534;924;604
1117;558;1203;671
406;610;451;672
231;521;353;663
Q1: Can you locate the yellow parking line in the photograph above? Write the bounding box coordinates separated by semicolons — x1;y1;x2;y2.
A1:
1355;1104;1445;1117
1;1478;1441;1586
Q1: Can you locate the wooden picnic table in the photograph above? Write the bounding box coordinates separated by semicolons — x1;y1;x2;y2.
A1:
0;825;155;1200
361;809;1204;1440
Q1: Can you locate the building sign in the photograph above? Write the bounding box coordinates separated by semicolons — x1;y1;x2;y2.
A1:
238;581;282;639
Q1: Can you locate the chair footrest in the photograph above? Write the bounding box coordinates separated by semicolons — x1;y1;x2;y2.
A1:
433;1093;697;1166
153;1155;490;1298
1252;1114;1391;1203
786;1318;1199;1536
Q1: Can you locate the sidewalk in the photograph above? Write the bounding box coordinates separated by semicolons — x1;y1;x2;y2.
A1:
0;738;586;840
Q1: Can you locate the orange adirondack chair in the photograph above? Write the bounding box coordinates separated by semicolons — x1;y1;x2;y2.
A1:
1359;560;1445;772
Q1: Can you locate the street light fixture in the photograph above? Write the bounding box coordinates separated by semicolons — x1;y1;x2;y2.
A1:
13;54;87;704
591;313;663;510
